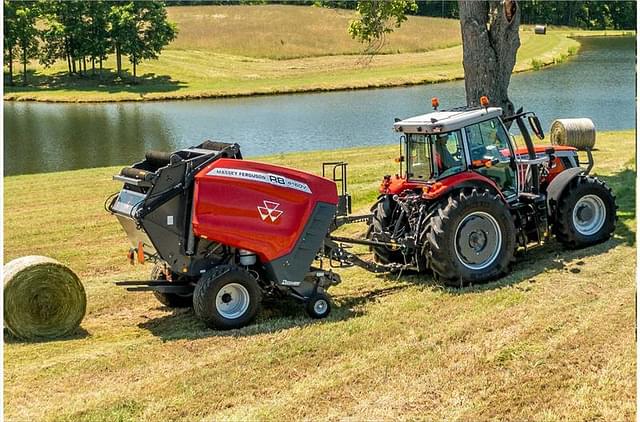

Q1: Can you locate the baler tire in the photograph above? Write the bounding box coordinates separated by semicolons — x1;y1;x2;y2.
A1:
305;292;332;319
150;265;192;308
426;189;516;287
193;265;261;330
367;197;405;265
553;176;617;248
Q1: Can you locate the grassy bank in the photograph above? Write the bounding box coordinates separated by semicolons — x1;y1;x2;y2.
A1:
4;131;636;421
2;4;594;103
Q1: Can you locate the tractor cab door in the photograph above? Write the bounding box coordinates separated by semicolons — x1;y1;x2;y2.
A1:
464;118;518;200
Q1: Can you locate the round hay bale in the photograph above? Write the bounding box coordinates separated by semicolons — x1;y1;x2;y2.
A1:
534;25;547;35
549;118;596;151
4;256;86;340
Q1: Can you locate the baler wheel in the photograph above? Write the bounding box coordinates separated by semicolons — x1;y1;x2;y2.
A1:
305;292;332;319
150;265;192;308
426;189;516;287
193;265;261;330
553;175;617;248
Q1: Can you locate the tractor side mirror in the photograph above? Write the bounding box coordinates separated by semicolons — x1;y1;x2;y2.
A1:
528;115;545;140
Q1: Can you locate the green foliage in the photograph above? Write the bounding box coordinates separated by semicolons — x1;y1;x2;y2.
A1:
4;0;177;83
3;0;18;85
124;2;178;77
530;58;544;70
518;1;636;29
348;0;417;52
338;1;636;30
13;1;39;85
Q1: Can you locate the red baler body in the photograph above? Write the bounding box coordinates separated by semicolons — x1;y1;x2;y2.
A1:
193;159;338;263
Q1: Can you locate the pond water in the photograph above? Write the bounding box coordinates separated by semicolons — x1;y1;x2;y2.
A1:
3;36;636;176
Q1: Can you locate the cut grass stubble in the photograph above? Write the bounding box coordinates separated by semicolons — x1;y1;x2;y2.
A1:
3;131;636;421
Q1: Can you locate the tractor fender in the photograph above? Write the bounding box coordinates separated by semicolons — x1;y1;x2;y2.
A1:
435;180;507;205
370;194;395;218
546;166;586;216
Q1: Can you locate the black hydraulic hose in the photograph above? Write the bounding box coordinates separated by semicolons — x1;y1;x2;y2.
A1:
515;116;540;194
103;191;119;214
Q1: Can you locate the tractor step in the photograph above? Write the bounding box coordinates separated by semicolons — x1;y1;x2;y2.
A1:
518;192;544;203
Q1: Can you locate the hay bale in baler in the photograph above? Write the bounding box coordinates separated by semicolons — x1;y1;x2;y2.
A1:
4;256;86;340
550;118;596;151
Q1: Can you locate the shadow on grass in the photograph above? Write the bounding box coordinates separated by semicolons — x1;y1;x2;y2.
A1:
4;69;187;95
4;326;90;344
138;283;409;342
139;167;635;341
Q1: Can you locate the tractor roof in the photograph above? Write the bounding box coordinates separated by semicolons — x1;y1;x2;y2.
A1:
394;107;503;134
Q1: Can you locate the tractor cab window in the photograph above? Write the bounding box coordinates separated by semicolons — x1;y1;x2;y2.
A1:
407;134;432;180
465;118;517;198
407;131;464;181
432;131;464;178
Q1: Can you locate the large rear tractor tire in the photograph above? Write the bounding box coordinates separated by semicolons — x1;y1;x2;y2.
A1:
366;196;405;265
193;265;261;330
553;176;617;248
426;189;516;287
151;265;192;308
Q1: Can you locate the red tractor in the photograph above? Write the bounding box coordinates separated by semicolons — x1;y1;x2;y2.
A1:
108;99;616;330
365;99;617;286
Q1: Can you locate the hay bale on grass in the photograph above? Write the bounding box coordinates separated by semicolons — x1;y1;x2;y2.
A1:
4;256;86;340
550;118;596;151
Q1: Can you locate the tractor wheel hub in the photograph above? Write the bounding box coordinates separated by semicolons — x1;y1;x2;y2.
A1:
455;211;502;271
468;231;487;251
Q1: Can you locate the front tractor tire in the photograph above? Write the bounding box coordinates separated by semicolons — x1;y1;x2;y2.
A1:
193;265;262;330
426;189;516;287
553;176;617;249
151;265;192;308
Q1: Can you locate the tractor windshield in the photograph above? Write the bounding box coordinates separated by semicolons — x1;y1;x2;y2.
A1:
407;131;464;180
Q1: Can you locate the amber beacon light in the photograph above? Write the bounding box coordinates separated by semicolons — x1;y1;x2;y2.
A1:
480;96;490;107
431;97;439;110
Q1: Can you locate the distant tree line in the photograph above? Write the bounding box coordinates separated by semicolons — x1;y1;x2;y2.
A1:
166;0;636;30
4;1;177;86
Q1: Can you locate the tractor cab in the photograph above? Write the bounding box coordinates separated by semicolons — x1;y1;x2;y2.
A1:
393;105;519;201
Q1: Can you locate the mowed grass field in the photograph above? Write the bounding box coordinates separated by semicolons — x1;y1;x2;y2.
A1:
3;131;636;421
3;5;590;102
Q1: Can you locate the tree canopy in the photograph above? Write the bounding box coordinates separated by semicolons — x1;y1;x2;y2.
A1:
3;0;177;85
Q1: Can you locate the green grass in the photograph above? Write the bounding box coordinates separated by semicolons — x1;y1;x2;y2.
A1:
2;5;594;103
4;131;636;421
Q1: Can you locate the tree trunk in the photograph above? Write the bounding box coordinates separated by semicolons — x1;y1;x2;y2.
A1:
92;57;95;75
99;57;103;80
458;0;521;117
82;57;86;74
116;44;122;77
65;38;72;75
8;47;13;86
22;46;27;86
132;54;136;78
72;57;76;74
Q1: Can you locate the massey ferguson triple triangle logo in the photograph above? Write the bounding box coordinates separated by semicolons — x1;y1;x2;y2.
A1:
258;200;283;222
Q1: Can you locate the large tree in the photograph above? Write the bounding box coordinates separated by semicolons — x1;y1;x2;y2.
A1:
3;0;18;86
39;1;86;76
350;0;521;116
126;1;177;78
13;1;40;86
108;1;176;79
